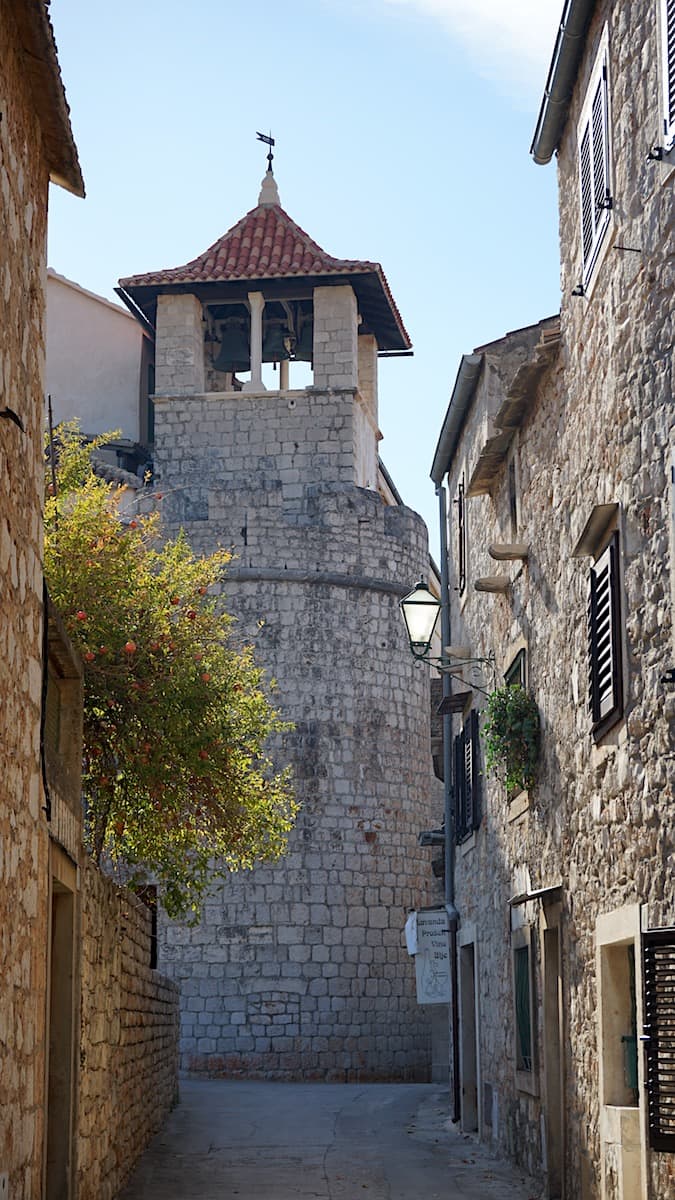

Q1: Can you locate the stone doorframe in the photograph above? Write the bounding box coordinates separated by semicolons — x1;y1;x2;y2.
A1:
596;904;648;1200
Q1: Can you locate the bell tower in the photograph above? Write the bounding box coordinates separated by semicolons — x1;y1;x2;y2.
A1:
119;164;409;493
117;170;438;1083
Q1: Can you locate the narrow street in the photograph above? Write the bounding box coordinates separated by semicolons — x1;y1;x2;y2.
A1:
118;1080;541;1199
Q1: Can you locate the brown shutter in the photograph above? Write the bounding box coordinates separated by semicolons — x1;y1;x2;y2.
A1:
454;730;466;841
468;710;481;831
588;533;623;728
463;716;474;832
643;929;675;1151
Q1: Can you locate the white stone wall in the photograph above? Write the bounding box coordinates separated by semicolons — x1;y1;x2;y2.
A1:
46;272;146;441
153;380;441;1080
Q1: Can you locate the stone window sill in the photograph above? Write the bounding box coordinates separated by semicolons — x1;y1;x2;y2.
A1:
515;1068;539;1097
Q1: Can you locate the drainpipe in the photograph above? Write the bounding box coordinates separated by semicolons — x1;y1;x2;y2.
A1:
530;0;596;165
437;482;461;1123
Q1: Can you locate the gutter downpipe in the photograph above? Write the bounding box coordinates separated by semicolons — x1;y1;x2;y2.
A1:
530;0;596;165
437;481;461;1123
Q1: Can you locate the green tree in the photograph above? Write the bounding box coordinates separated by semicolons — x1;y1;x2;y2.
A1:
44;423;296;918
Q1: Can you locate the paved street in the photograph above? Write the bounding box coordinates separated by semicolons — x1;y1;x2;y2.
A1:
118;1080;542;1199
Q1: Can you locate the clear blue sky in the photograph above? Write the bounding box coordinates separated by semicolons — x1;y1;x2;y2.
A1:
48;0;563;560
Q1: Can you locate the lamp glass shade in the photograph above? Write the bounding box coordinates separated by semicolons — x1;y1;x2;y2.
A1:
400;580;441;657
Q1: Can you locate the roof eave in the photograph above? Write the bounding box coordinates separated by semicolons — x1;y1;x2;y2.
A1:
119;268;411;354
430;354;483;485
15;2;84;196
530;0;597;166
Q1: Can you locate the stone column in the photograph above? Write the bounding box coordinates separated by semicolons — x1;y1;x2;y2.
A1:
313;285;358;391
155;293;205;395
243;291;265;392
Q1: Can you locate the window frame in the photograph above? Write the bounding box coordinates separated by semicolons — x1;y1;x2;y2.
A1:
577;28;613;292
512;924;538;1095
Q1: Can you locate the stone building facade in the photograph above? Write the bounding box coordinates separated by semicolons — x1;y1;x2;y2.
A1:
0;4;83;1193
431;2;674;1197
118;173;442;1080
1;7;180;1197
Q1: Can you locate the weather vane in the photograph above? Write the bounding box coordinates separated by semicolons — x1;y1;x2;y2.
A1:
256;130;275;171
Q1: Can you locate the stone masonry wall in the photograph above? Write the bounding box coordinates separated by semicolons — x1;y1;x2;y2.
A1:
155;293;205;395
443;2;674;1196
0;4;51;1194
313;285;358;391
153;383;441;1080
78;862;179;1200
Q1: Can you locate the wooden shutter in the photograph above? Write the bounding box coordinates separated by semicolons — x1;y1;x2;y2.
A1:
588;533;623;728
455;712;480;841
578;54;611;283
643;929;675;1151
454;730;466;841
662;0;675;146
467;710;480;831
463;717;474;833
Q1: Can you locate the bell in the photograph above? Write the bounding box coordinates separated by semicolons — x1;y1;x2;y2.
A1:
262;323;291;363
212;322;250;373
294;319;313;362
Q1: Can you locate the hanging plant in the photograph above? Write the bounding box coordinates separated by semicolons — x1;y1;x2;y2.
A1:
483;684;540;794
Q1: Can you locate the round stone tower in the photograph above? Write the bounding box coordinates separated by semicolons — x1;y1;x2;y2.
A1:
118;169;441;1080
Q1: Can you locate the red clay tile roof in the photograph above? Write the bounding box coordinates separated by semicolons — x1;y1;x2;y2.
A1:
122;204;375;285
119;202;411;351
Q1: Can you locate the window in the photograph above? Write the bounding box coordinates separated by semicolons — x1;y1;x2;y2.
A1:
512;924;536;1092
136;885;159;969
514;945;533;1071
577;33;612;288
642;927;675;1151
504;648;526;689
455;476;467;596
454;710;480;842
660;0;675;150
587;531;623;733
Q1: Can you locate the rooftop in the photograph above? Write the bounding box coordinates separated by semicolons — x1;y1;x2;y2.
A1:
118;171;411;353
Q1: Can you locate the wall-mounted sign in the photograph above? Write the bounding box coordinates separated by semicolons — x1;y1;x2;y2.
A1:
414;907;451;1005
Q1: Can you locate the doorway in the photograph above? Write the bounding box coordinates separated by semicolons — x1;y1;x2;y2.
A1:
45;869;77;1200
542;919;564;1199
459;941;478;1132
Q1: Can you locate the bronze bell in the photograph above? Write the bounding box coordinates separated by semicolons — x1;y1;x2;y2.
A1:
212;322;250;373
262;323;291;363
294;320;313;363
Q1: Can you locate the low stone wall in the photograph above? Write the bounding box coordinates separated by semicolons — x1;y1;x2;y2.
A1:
78;862;179;1199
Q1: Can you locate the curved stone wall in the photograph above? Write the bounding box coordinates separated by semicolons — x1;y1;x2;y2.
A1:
154;388;441;1079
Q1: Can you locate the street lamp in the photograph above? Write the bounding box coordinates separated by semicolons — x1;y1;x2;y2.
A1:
399;577;496;690
399;578;441;661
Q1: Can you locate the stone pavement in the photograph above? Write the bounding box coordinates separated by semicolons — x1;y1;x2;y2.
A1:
118;1080;543;1199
